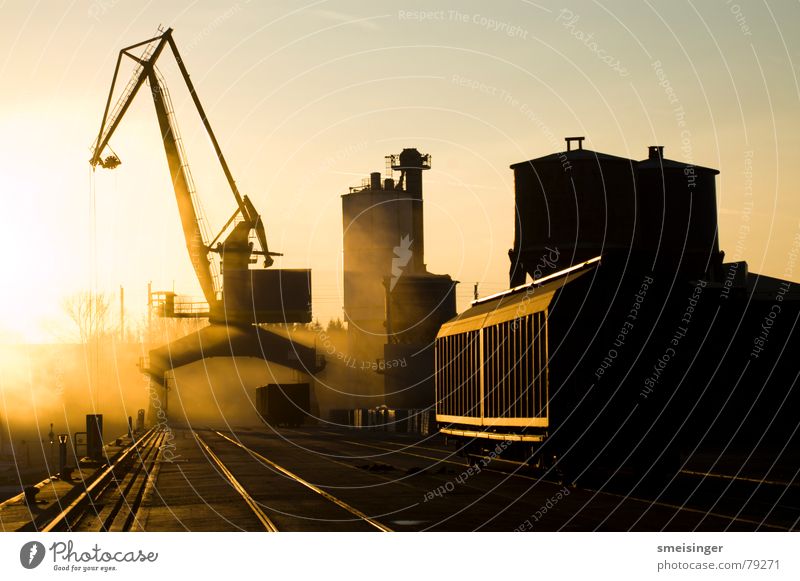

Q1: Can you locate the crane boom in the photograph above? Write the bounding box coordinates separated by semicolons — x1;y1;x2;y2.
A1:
90;28;279;315
148;68;217;305
91;32;170;168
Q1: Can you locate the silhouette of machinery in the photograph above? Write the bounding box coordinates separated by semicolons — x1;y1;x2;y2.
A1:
436;138;799;477
342;149;456;408
91;29;321;424
90;27;311;326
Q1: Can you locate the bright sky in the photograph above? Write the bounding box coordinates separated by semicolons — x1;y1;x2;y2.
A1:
1;0;798;342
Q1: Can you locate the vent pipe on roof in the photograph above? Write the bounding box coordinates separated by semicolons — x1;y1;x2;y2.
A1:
565;136;585;151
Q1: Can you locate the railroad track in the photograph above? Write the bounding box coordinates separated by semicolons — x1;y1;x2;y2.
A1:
313;432;797;531
193;430;392;532
669;468;800;527
73;429;166;532
18;427;164;532
20;423;792;532
565;464;799;531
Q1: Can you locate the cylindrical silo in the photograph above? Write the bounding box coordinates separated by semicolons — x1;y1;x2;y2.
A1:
342;176;415;364
636;146;722;278
509;137;638;286
342;149;456;410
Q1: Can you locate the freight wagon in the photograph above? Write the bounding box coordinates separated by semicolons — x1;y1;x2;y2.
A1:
436;255;800;479
256;384;310;428
435;140;800;480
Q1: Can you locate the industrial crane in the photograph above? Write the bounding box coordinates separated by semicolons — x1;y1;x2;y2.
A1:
91;28;311;325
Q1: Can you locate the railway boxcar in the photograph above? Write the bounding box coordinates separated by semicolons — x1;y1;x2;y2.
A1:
256;383;310;428
436;256;800;480
435;261;597;445
435;256;703;476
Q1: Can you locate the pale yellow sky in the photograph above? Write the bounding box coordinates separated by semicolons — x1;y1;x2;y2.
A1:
1;0;798;342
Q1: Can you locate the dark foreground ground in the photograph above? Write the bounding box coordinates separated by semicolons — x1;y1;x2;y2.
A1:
0;424;796;532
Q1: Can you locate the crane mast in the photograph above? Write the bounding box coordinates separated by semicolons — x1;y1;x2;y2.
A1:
90;28;280;320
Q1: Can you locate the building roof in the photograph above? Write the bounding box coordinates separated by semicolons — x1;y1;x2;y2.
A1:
637;156;719;174
438;257;600;337
146;324;322;384
510;148;635;169
511;146;719;175
745;272;800;300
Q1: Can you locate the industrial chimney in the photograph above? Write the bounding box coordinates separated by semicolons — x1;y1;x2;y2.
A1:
341;148;456;408
389;148;431;272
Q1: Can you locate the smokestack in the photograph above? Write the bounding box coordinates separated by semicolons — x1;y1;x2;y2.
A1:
370;172;381;190
390;149;431;272
396;148;425;199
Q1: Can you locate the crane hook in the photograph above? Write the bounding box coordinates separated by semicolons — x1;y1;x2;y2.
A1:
100;155;121;169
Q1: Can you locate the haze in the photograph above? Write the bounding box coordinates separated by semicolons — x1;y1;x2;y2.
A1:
0;0;798;342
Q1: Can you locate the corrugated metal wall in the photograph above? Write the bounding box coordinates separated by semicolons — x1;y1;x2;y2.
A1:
435;312;548;427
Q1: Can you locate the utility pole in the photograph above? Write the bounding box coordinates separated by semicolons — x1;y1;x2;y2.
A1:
48;422;55;465
146;281;152;347
120;286;125;344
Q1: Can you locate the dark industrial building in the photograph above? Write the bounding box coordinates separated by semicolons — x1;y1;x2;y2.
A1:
342;149;457;410
437;138;799;479
508;137;722;283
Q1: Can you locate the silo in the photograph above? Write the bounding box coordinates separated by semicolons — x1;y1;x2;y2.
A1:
341;148;457;410
342;148;433;364
509;137;638;286
342;177;415;364
635;146;722;278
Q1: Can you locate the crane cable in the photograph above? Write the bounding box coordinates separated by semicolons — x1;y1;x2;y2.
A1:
89;167;99;411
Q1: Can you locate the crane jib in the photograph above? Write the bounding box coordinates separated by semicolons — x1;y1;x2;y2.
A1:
89;28;278;312
148;70;217;306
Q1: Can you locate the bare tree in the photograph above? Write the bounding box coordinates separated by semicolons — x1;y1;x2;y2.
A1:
62;291;112;344
326;318;345;333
